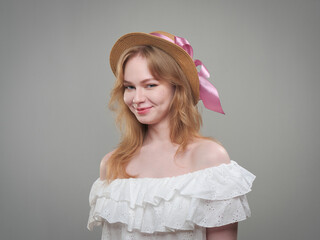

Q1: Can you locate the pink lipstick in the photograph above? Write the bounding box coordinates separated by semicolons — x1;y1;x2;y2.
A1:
136;107;152;114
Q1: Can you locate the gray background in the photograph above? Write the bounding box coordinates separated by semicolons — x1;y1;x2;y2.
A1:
1;0;319;239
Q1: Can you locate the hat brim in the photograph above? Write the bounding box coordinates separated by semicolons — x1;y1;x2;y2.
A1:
109;32;200;101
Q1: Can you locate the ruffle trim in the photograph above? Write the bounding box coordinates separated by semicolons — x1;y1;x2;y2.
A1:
87;160;255;233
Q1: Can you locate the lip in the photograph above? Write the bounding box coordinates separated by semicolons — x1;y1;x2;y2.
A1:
136;107;152;115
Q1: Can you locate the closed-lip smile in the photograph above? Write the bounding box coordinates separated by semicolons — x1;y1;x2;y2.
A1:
136;107;152;114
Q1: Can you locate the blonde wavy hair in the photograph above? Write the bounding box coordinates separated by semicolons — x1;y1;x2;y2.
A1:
107;45;214;181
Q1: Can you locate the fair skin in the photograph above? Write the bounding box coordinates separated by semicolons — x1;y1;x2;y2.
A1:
100;55;238;240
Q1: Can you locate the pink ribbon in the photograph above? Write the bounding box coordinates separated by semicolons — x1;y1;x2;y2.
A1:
150;32;225;114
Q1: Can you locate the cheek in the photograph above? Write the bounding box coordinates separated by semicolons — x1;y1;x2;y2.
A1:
159;87;175;104
123;92;132;106
167;87;175;102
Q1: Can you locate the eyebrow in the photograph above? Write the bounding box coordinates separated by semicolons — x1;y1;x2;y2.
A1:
123;78;158;84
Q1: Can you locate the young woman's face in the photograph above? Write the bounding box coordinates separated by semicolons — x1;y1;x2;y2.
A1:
123;55;175;126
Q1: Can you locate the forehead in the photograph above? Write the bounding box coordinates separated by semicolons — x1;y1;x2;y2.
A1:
123;55;153;82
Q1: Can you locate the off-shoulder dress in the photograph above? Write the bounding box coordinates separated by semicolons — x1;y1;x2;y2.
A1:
87;160;255;240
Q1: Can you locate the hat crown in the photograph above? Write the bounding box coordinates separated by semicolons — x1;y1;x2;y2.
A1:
149;31;175;41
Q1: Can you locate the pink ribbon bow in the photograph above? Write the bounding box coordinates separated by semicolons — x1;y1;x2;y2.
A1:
150;32;225;114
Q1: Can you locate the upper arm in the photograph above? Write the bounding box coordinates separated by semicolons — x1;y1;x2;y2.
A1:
206;222;238;240
99;150;115;180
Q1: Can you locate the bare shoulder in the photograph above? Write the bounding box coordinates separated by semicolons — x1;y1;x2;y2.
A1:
190;138;231;170
99;150;116;180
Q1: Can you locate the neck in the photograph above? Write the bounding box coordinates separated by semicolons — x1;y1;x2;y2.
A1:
143;120;172;145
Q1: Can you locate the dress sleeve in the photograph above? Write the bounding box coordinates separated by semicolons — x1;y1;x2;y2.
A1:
87;178;108;231
167;160;256;228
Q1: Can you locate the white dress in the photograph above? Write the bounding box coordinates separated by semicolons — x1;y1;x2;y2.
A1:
87;160;255;240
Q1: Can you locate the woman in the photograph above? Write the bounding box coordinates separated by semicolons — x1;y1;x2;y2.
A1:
88;31;255;240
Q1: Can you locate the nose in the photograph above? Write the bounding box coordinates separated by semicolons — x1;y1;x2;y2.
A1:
133;87;146;104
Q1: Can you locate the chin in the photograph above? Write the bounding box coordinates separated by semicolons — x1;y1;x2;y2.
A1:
136;118;155;125
134;115;158;125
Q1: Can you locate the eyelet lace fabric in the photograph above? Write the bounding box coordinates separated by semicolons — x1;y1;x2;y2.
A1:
87;160;255;240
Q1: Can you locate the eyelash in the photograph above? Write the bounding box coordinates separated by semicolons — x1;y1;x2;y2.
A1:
124;84;157;90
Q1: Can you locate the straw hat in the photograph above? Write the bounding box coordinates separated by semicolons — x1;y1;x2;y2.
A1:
109;31;200;102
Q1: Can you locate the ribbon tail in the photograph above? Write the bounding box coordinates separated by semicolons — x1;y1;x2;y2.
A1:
199;75;225;114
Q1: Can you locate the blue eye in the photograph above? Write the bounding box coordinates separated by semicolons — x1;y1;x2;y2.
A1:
147;84;157;88
124;86;135;90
